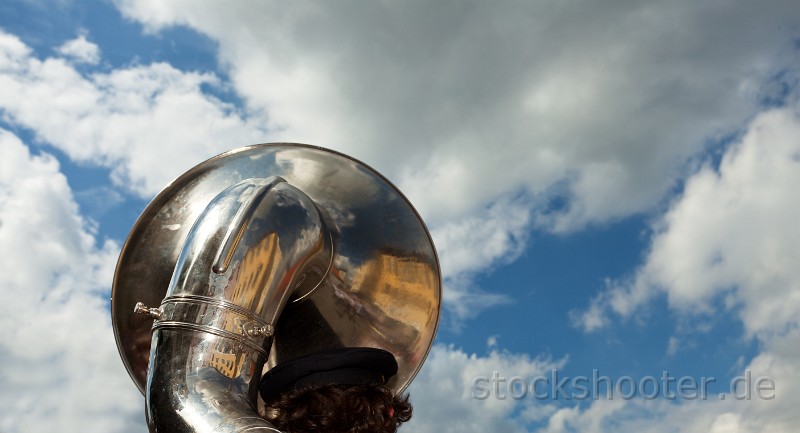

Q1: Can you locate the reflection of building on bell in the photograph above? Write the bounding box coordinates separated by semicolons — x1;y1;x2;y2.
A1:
339;252;438;354
225;232;283;312
207;350;246;379
207;233;283;380
352;252;438;325
111;144;441;433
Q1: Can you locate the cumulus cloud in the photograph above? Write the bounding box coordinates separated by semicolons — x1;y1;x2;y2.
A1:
573;94;800;338
406;330;800;433
534;328;800;433
0;29;524;320
0;30;268;197
2;1;799;430
0;129;144;433
113;0;799;231
6;0;800;320
56;34;101;64
106;0;800;319
408;344;564;433
431;197;532;320
562;77;800;433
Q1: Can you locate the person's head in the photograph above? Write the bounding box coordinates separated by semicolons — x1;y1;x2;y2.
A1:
259;347;412;433
261;383;412;433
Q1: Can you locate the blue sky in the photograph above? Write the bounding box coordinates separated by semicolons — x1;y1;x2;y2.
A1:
1;1;800;432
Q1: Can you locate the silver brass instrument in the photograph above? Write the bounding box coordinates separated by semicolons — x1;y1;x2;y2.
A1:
111;144;441;433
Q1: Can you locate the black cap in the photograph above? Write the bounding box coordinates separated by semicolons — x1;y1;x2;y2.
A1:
259;347;398;401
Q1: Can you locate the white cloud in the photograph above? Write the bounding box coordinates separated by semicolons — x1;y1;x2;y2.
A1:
533;328;800;433
0;28;536;321
107;0;800;319
666;336;680;357
5;0;800;320
391;326;800;433
562;78;800;433
538;399;628;433
0;30;268;198
400;330;800;433
0;129;144;433
1;2;798;430
574;95;800;338
113;0;799;232
408;344;565;433
56;34;100;64
431;197;532;320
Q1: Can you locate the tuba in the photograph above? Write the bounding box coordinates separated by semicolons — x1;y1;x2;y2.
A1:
111;144;441;433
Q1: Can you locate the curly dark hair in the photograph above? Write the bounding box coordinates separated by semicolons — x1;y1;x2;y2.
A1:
260;384;412;433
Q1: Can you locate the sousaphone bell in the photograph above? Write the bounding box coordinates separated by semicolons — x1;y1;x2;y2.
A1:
111;144;441;432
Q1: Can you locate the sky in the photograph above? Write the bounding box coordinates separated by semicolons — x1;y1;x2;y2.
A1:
1;0;800;432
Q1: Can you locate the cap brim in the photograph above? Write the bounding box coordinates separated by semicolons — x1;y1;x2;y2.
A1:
260;347;398;400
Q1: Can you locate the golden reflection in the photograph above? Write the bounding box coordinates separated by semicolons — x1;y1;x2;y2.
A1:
350;251;437;327
226;232;283;311
207;350;246;379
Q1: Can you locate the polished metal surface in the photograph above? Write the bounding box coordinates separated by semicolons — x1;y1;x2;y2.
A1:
142;174;331;432
112;144;442;432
